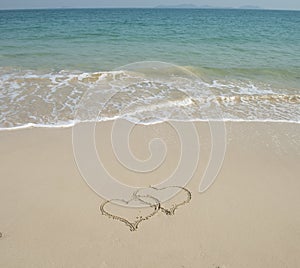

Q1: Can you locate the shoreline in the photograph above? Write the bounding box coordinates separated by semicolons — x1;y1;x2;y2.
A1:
1;118;300;132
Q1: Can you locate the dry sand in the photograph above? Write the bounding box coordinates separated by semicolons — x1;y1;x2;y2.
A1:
0;121;299;267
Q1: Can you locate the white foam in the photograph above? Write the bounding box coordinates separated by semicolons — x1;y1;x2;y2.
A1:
0;67;299;131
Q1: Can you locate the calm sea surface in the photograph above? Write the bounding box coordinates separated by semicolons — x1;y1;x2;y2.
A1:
0;9;299;128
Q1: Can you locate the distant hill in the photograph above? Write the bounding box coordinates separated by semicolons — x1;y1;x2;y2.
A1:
198;5;214;9
155;4;199;9
154;4;262;10
238;5;261;9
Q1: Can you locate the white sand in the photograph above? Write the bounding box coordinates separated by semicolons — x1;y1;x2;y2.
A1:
0;121;299;267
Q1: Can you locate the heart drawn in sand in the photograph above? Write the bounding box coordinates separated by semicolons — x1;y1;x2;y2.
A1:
136;186;192;216
100;195;160;231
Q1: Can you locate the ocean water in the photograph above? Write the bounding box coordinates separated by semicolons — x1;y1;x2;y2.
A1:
0;8;299;128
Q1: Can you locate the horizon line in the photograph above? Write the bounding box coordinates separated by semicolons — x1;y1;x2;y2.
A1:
0;7;299;11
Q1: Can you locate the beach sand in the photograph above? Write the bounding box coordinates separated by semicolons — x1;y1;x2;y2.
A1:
0;121;299;267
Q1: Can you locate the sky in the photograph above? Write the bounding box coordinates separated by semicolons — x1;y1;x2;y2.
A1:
0;0;299;10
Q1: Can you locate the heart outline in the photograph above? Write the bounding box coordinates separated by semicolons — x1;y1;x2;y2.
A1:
100;195;160;231
136;186;192;216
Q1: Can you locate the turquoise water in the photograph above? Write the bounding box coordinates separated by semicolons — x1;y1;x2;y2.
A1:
1;9;300;76
0;9;299;127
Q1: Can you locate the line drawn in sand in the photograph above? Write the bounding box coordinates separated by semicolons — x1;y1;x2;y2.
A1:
100;186;192;231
